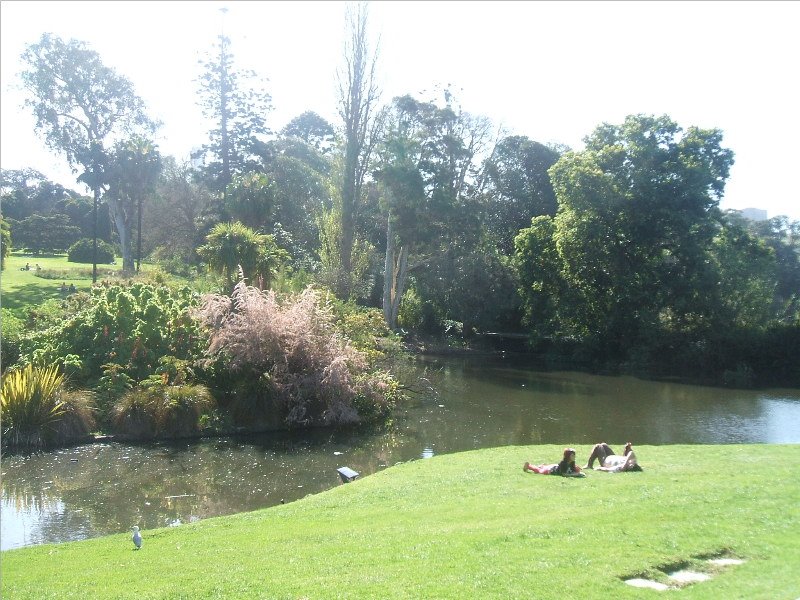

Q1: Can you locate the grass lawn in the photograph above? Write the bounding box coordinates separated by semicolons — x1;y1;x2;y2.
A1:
2;443;798;599
1;252;182;313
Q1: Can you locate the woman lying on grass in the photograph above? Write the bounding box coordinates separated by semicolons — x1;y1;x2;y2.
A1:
584;442;643;472
523;447;585;477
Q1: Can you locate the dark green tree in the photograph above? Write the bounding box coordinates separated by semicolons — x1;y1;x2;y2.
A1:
374;93;493;329
12;214;82;254
19;33;156;282
0;217;11;270
518;114;736;360
481;136;561;253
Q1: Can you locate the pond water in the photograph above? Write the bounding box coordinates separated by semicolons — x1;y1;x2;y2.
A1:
3;354;800;550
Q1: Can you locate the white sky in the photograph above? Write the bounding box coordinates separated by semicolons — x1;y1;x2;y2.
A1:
1;0;798;220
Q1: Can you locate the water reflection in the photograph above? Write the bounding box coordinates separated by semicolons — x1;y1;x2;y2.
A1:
2;355;799;550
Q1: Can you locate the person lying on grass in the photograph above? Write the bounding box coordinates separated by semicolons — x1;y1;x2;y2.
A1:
523;447;585;477
584;442;643;472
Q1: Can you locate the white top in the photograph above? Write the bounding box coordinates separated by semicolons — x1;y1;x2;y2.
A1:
600;451;638;472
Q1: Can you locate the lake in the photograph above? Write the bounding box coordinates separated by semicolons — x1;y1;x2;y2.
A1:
3;354;799;550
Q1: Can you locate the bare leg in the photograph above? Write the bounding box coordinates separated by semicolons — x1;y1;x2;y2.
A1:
524;462;555;474
585;443;615;469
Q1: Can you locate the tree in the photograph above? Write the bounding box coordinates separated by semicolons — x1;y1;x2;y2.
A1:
742;215;800;322
375;93;493;329
12;214;82;254
197;221;290;290
281;111;336;154
518;114;735;360
195;34;272;195
19;33;156;282
481;136;561;253
0;217;10;270
336;2;382;298
103;136;162;272
143;158;216;271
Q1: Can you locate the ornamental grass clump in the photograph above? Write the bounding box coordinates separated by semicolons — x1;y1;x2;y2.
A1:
1;363;95;452
197;282;396;428
111;384;215;440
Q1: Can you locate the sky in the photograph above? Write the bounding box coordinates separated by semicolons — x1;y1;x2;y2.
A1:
1;0;798;220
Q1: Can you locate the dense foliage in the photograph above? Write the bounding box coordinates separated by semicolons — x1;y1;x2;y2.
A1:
17;282;204;385
67;238;116;264
8;22;800;406
196;282;399;428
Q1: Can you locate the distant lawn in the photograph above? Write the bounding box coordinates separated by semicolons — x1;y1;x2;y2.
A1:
1;252;178;313
2;443;798;599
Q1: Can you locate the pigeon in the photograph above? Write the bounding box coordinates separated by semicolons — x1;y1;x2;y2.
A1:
131;526;142;550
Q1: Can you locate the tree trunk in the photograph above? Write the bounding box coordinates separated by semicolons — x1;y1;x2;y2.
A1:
383;215;409;330
106;197;133;272
92;186;99;283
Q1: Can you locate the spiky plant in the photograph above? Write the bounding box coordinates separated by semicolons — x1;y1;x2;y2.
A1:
1;364;67;451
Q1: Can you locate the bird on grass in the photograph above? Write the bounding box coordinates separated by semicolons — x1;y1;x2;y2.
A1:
131;526;142;550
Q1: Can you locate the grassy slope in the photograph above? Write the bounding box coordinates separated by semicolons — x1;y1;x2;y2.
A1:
0;252;178;313
2;444;798;599
1;253;119;311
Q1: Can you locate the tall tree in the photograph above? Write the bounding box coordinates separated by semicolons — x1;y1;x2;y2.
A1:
19;33;156;281
103;136;162;272
195;34;272;196
375;93;493;329
143;158;216;269
336;2;381;298
281;111;336;154
517;114;736;359
482;136;561;253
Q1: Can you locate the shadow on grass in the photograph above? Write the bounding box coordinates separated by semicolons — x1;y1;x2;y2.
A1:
1;282;81;312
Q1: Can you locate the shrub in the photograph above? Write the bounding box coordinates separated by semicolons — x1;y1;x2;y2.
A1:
111;384;215;440
196;282;400;428
67;238;116;264
0;364;94;451
1;308;25;367
18;282;205;385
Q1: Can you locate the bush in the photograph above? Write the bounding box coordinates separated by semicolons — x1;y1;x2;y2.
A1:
1;309;25;367
67;238;115;264
196;282;400;428
111;384;215;440
0;364;95;452
18;282;205;386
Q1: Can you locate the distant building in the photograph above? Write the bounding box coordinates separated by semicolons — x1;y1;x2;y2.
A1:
740;207;768;222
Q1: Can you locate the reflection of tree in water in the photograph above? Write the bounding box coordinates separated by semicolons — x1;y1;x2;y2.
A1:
4;356;797;548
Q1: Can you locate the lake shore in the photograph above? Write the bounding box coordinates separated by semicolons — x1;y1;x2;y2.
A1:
3;443;798;599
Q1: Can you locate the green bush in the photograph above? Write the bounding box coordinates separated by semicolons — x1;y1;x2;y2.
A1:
1;308;25;367
67;238;116;264
19;282;205;386
111;383;215;439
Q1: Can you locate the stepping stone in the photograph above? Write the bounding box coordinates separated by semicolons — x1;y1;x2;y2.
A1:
668;570;711;583
624;578;671;591
708;558;745;566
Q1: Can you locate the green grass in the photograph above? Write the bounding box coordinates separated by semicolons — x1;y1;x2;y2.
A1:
0;252;183;312
1;253;117;311
2;444;798;599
